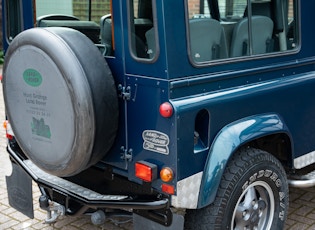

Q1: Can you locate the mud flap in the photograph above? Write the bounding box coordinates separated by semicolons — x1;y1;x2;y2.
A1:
133;213;184;230
6;163;34;219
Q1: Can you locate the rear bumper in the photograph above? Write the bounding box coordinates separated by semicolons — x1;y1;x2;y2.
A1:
7;145;170;214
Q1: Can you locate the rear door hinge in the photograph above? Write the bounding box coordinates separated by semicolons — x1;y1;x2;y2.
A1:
121;146;133;161
118;84;131;101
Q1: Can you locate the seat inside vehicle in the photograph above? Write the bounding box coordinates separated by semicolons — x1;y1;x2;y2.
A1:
189;18;228;62
230;16;274;57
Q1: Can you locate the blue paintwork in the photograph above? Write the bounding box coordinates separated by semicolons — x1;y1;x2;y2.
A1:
1;1;6;50
21;1;34;30
2;0;34;51
197;113;290;208
1;0;9;51
170;69;315;182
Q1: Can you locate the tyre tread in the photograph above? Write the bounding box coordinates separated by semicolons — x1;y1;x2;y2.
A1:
185;147;288;229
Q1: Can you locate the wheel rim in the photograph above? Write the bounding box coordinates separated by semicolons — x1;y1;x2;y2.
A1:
231;181;275;230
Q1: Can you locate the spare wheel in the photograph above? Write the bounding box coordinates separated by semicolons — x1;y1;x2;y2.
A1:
3;27;119;177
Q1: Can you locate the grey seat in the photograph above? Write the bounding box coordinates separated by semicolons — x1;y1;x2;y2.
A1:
145;19;228;61
99;14;113;56
37;14;80;27
189;19;228;62
145;27;156;59
230;16;274;57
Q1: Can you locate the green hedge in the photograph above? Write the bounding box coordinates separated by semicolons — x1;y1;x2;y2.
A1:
0;50;3;64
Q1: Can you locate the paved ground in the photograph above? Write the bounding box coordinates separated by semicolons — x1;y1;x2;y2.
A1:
0;67;315;229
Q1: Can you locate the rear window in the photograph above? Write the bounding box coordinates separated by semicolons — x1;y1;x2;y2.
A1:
35;0;111;23
128;0;158;61
186;0;299;64
34;0;114;55
5;0;22;42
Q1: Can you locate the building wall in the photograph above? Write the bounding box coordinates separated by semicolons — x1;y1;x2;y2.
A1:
188;0;200;18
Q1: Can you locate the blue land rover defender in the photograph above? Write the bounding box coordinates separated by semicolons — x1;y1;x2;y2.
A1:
1;0;311;229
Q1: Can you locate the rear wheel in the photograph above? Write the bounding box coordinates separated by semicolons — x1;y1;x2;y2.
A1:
185;147;288;229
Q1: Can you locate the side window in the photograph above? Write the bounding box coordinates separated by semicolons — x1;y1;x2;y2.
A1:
129;0;157;60
5;0;22;42
34;0;113;55
35;0;111;22
186;0;298;64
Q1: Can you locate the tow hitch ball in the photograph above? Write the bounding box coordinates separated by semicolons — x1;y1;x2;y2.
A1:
39;195;65;224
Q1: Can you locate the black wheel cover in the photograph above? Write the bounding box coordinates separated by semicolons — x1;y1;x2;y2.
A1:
3;27;118;176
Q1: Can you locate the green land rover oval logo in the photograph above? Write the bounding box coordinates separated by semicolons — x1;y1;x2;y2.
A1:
23;69;42;87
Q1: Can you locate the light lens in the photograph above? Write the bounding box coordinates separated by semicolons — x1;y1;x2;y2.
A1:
135;161;157;182
3;120;14;140
135;162;152;182
160;167;174;182
162;184;175;195
159;102;173;118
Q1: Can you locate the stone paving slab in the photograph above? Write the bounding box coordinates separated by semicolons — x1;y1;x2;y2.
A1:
0;67;315;229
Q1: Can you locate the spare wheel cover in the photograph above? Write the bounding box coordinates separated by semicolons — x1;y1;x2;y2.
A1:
3;27;118;176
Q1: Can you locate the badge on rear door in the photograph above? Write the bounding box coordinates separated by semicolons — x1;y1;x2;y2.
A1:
142;130;170;155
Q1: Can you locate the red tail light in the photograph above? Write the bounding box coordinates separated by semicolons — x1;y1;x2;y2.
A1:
3;120;14;140
161;183;175;195
159;102;173;118
135;161;157;182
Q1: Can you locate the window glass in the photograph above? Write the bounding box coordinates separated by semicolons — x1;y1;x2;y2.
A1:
34;0;113;55
187;0;298;64
129;0;157;60
35;0;111;23
5;0;22;41
218;0;247;20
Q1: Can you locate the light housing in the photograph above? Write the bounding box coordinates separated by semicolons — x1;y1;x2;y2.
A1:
162;183;175;195
159;102;173;118
3;120;14;140
135;161;157;182
160;167;174;182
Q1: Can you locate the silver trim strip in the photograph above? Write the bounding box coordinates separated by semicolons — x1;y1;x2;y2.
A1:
294;151;315;169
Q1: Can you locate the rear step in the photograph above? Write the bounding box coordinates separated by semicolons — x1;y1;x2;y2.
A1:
24;160;128;201
288;170;315;188
7;146;171;226
7;145;169;211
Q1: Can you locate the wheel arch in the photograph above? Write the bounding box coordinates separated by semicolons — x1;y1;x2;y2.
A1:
197;113;292;208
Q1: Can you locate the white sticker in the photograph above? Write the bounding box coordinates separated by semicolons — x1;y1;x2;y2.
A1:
142;130;170;155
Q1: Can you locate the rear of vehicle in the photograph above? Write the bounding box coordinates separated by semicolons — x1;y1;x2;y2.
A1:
2;0;188;228
2;0;315;229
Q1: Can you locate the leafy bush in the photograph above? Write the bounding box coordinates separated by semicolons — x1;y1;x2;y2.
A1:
0;50;3;64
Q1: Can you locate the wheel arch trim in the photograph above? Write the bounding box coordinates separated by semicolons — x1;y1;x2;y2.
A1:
197;113;291;208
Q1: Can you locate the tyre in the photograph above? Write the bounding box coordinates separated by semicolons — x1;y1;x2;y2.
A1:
185;147;288;229
3;27;118;177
